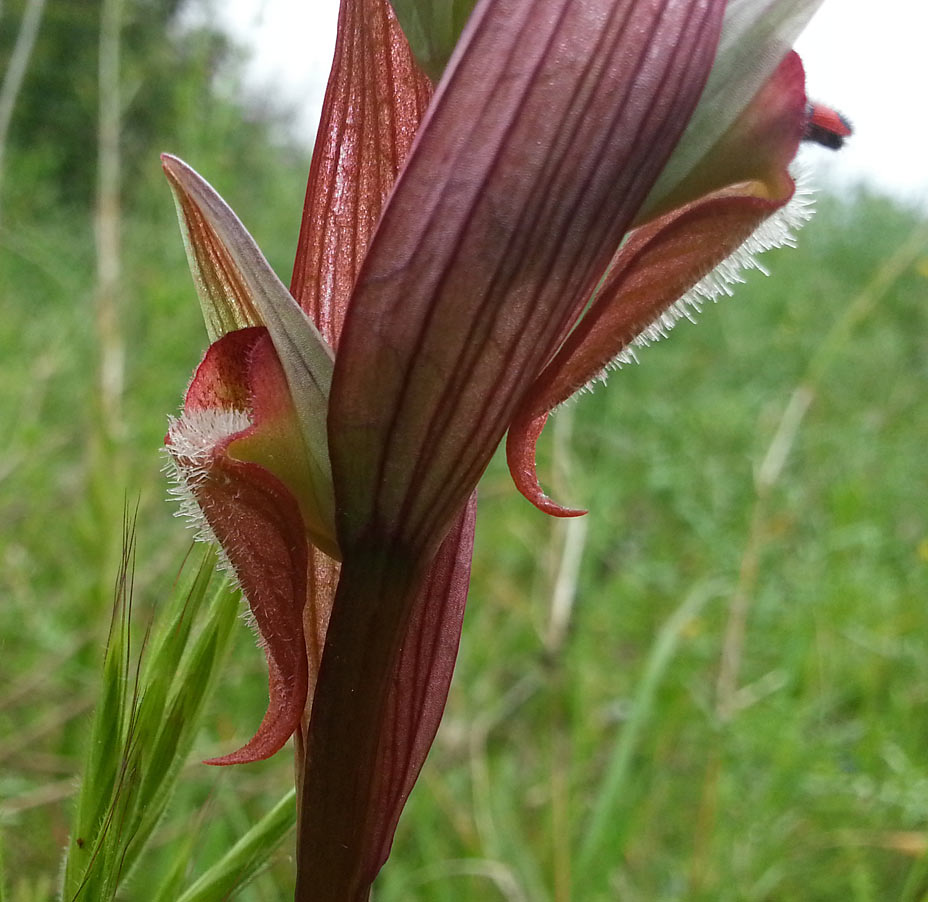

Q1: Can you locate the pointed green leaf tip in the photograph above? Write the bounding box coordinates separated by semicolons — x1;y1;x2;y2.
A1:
389;0;477;80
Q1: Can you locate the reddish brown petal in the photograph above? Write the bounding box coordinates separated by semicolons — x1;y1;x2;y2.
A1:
169;330;313;763
505;187;788;514
642;50;806;222
201;457;308;765
532;190;789;421
229;334;340;558
504;53;808;515
365;492;477;878
289;0;432;346
168;441;309;766
288;0;433;811
183;327;264;413
492;45;807;416
182;328;339;558
330;0;727;559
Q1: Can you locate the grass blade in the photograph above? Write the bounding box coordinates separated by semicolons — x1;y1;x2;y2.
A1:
60;513;135;900
173;789;297;902
122;575;241;875
59;537;239;901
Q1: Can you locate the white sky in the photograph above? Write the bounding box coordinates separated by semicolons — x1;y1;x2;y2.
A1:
218;0;928;207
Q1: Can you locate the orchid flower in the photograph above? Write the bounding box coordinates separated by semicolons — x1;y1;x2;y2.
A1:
162;0;848;897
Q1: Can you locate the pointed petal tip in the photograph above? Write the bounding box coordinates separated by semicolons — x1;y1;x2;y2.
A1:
202;674;304;766
529;494;588;520
160;152;186;179
506;415;587;519
202;728;294;767
202;657;307;767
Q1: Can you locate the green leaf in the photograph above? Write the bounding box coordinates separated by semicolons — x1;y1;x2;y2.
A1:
389;0;477;80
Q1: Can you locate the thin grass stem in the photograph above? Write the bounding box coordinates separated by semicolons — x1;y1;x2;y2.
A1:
173;789;297;902
0;0;48;229
577;580;723;876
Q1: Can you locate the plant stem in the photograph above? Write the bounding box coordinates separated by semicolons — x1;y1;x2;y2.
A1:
0;0;48;229
95;0;125;433
294;546;421;901
577;581;721;876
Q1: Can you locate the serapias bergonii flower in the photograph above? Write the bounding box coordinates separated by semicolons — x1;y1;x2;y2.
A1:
162;0;849;897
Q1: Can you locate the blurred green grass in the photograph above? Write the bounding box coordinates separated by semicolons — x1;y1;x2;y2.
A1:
1;138;927;901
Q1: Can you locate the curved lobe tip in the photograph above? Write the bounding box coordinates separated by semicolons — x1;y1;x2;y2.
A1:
506;414;587;519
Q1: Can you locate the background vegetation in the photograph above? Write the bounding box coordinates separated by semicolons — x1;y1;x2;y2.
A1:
1;0;926;899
